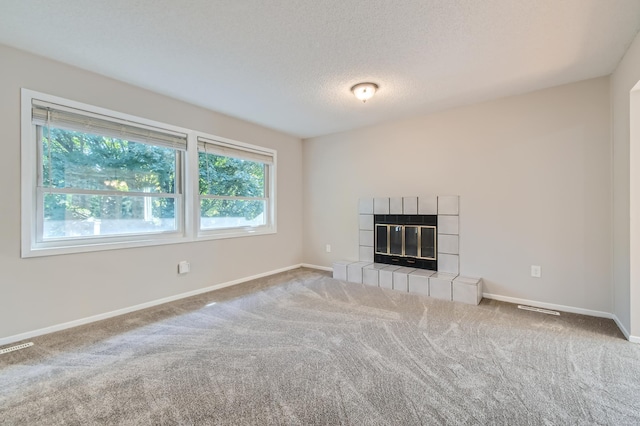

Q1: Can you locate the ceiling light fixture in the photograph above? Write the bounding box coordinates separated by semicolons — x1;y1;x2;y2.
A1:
351;82;378;103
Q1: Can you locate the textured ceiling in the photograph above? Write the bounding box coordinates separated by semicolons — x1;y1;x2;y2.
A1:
1;0;640;138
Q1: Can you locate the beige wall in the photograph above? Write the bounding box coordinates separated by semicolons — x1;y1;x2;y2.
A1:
303;78;612;313
612;31;640;338
2;38;629;340
0;44;303;340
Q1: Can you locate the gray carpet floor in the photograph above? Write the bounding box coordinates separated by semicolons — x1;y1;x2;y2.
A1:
1;268;640;425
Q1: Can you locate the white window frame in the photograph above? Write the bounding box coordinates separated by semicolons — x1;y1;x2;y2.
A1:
21;89;277;258
193;133;277;240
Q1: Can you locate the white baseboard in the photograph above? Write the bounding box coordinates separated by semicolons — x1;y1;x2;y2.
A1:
612;314;631;340
5;270;637;347
482;293;613;319
612;317;640;344
483;293;640;343
0;264;303;347
301;263;333;272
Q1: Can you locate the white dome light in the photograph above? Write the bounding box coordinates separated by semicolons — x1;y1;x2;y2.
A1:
351;82;379;103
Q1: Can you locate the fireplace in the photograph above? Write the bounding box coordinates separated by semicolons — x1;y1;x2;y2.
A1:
358;196;459;275
374;214;437;270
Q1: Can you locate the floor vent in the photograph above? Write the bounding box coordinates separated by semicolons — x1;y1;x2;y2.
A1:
0;342;34;355
517;305;560;316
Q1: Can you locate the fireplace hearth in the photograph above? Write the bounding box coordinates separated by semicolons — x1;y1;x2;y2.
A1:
358;196;460;275
336;195;481;304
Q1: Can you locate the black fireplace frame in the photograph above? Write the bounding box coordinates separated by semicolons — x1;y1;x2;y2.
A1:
374;214;438;271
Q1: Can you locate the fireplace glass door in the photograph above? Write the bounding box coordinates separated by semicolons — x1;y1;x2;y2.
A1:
420;226;436;260
375;224;437;260
404;226;419;257
389;225;403;255
375;225;388;254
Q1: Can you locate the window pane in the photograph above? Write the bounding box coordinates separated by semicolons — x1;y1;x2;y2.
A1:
43;193;176;239
200;199;266;229
42;127;177;193
198;153;265;197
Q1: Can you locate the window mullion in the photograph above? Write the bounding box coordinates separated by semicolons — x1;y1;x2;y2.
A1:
36;125;44;187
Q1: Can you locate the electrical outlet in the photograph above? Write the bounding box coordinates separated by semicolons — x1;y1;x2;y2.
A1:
178;261;190;274
531;265;541;278
326;244;331;253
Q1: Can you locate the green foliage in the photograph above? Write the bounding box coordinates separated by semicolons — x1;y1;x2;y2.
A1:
198;153;265;220
42;127;176;223
41;127;267;230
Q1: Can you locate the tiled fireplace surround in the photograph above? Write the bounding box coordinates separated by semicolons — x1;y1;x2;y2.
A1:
333;195;483;305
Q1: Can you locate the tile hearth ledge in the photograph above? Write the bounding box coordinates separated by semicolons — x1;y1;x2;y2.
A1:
333;260;482;305
332;261;483;305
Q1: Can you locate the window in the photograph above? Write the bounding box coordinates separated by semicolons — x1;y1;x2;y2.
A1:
21;89;276;257
197;136;275;236
32;99;186;243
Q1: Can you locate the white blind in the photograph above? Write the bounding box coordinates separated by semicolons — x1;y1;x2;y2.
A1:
197;136;274;165
32;99;188;150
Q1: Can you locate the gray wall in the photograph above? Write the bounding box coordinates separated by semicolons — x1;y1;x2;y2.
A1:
0;44;304;340
303;78;612;314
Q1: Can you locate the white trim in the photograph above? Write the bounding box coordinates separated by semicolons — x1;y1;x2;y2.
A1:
24;235;190;258
21;88;193;258
483;293;612;319
484;293;640;342
301;263;333;272
0;264;302;347
612;314;631;339
24;89;190;135
184;130;197;240
195;132;276;158
197;226;276;241
194;130;277;241
21;89;37;257
4;272;637;346
630;85;640;347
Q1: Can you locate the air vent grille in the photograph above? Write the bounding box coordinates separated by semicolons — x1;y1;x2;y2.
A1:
0;342;34;355
517;305;560;316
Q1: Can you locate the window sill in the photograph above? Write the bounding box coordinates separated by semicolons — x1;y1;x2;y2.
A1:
22;234;190;258
22;226;277;258
197;225;276;241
